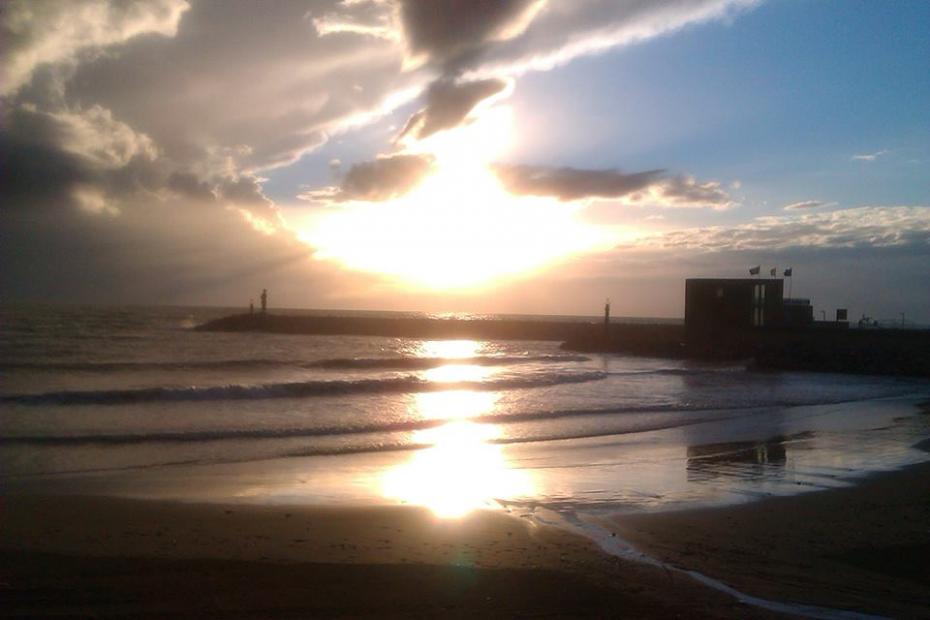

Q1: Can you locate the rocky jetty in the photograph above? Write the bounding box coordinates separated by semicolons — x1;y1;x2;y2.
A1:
196;312;594;342
197;313;930;378
564;324;930;378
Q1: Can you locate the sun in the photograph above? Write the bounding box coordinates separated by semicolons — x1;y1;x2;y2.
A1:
301;105;613;291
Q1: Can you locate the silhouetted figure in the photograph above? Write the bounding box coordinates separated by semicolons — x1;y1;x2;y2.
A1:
250;300;254;315
260;289;267;314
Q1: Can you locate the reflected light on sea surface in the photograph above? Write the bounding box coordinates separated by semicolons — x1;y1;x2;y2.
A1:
425;363;491;383
381;374;530;517
417;340;494;382
417;340;482;359
381;421;533;518
413;390;498;421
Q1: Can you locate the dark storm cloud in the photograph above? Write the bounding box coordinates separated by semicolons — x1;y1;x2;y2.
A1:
398;78;508;140
168;172;215;202
493;164;664;201
219;177;272;207
0;129;93;206
41;0;407;175
393;0;540;143
304;153;436;202
0;0;190;96
397;0;545;70
0;188;361;306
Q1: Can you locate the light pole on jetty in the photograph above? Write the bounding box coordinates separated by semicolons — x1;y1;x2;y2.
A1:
604;298;611;338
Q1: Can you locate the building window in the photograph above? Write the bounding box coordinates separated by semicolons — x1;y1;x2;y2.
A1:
752;284;765;326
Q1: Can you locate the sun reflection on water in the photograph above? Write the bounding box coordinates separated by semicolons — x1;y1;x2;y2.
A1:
424;363;492;383
416;339;483;359
382;421;533;518
414;390;498;421
381;382;533;518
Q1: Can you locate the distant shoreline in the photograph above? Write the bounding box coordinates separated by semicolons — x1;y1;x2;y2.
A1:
197;312;930;378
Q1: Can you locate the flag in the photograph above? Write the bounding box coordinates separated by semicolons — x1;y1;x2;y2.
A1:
770;267;776;277
749;265;760;275
784;267;792;277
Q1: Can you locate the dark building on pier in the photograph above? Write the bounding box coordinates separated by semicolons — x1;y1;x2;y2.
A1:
685;278;784;331
783;297;814;326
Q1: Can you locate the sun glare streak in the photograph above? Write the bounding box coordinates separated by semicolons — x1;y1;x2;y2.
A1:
380;371;531;518
303;105;615;290
412;390;499;421
381;419;533;518
424;364;492;383
416;339;482;359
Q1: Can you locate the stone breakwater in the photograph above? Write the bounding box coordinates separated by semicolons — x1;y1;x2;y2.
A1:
197;314;930;378
195;312;595;341
565;324;930;378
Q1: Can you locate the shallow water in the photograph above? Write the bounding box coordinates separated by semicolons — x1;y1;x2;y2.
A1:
2;305;929;518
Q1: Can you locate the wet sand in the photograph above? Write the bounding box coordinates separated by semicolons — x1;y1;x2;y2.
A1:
613;459;930;618
3;458;929;617
0;495;777;619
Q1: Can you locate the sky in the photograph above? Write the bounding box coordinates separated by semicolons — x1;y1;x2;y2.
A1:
2;0;928;321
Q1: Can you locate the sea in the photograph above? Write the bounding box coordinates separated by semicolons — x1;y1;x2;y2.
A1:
3;304;930;518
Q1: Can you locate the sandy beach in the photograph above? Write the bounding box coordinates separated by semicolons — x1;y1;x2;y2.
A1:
1;495;780;619
1;457;927;617
614;458;930;618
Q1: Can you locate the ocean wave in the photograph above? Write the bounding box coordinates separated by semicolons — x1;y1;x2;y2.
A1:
606;366;746;377
0;353;590;373
310;354;591;370
0;370;606;406
0;401;757;445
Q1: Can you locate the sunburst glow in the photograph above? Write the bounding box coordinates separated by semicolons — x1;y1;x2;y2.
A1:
382;420;533;518
415;339;483;359
303;106;614;290
381;374;531;517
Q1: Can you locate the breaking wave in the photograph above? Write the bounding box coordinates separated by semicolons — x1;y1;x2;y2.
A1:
1;370;606;406
0;401;738;445
0;354;590;372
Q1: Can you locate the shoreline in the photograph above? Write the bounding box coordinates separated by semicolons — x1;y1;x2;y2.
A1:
4;383;929;617
2;453;929;617
610;458;930;619
0;496;778;619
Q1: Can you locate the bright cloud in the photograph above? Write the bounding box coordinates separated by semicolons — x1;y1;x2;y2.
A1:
3;0;925;319
1;0;190;96
649;206;930;251
851;149;890;162
783;200;834;211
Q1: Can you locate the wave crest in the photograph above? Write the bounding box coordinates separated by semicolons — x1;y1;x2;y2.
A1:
1;371;606;406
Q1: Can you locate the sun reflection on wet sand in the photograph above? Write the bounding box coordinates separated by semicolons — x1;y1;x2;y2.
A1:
381;383;533;518
382;421;533;518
